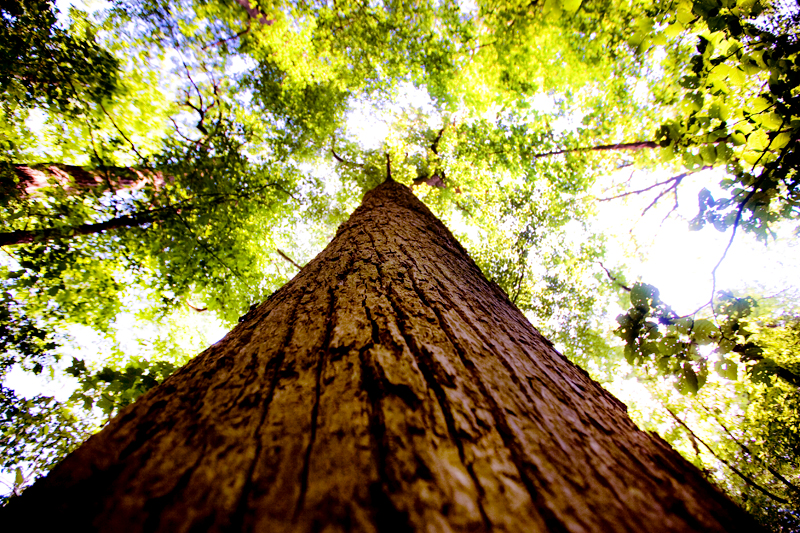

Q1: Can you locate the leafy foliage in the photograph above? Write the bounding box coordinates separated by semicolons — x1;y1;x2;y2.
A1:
65;357;178;417
0;0;120;117
616;309;800;530
0;385;93;504
646;0;800;240
614;282;800;393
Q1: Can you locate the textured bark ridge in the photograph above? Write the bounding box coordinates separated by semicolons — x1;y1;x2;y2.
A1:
2;179;760;532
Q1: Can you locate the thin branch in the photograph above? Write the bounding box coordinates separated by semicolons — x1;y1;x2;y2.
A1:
168;117;201;146
0;186;281;249
710;188;755;299
204;26;251;50
660;184;681;227
169;207;247;284
512;261;526;304
598;262;631;292
533;141;659;159
276;249;303;270
698;400;800;493
96;100;146;161
411;126;449;189
663;405;789;504
0;210;159;247
430;126;446;155
709;117;782;304
183;61;204;113
641;178;681;217
598;168;708;202
185;300;207;313
330;149;364;168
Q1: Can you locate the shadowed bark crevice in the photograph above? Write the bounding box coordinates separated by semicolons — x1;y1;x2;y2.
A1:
358;295;416;533
370;233;491;530
294;279;347;519
399;256;574;533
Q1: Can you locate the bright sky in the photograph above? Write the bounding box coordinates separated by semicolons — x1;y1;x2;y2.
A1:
595;165;799;313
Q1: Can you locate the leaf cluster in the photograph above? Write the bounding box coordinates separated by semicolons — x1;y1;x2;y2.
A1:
615;281;800;394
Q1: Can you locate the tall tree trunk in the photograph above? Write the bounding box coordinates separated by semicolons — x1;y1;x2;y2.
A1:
0;178;760;532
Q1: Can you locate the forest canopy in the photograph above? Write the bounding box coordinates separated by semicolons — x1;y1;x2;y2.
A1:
0;0;799;529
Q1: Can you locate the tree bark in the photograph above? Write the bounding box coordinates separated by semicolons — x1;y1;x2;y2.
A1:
0;178;761;532
7;164;164;196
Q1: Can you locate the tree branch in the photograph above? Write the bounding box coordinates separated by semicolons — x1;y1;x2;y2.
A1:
168;207;248;284
663;405;790;504
598;262;631;292
276;249;303;270
512;261;526;304
0;210;159;247
430;126;446;155
185;300;208;313
10;164;163;195
412;126;449;189
330;149;364;168
532;141;659;159
698;400;800;493
203;26;251;51
709;116;784;304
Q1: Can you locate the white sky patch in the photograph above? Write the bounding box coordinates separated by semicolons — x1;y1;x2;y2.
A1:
457;0;479;18
346;83;445;151
594;166;799;313
228;55;257;77
346;106;390;151
3;364;78;402
631;78;650;105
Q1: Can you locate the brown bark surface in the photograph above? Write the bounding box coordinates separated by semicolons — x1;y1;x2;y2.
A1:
1;178;761;532
9;164;164;195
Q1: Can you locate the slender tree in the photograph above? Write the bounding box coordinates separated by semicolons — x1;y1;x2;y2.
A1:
0;177;762;531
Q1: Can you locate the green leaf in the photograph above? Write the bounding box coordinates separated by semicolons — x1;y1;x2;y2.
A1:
750;358;777;384
693;319;718;345
717;337;736;354
559;0;582;15
672;318;693;335
700;145;717;164
630;282;658;308
678;364;699;394
714;358;738;380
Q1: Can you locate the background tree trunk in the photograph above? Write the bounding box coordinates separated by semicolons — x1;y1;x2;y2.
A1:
6;164;164;196
0;179;761;532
